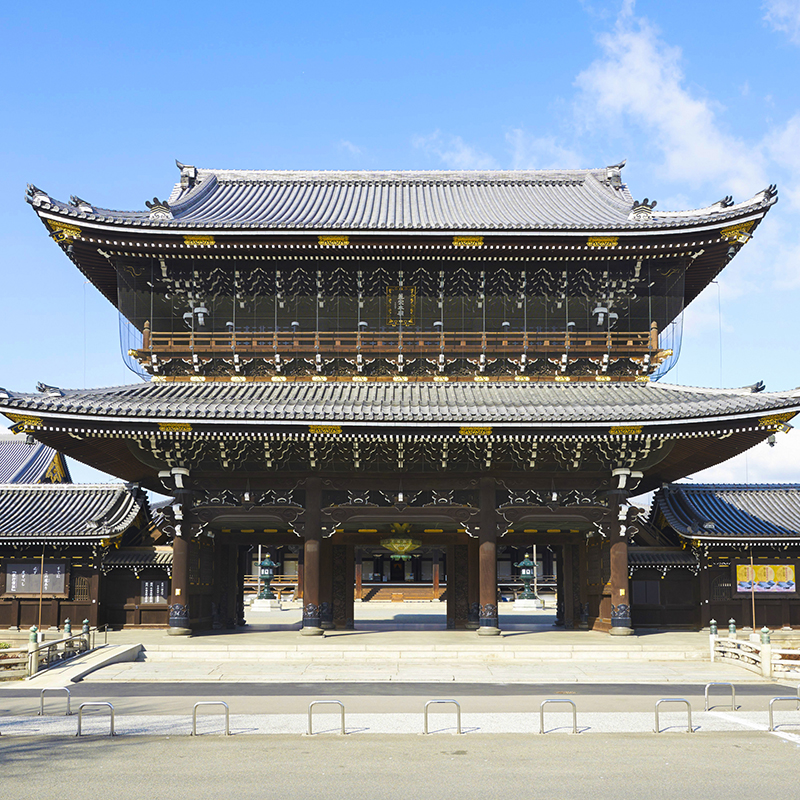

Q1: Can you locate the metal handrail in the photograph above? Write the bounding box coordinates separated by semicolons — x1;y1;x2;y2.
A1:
307;700;346;735
39;687;71;716
704;682;736;711
191;701;231;736
76;702;115;737
539;699;578;734
423;700;462;735
654;699;693;733
768;697;799;732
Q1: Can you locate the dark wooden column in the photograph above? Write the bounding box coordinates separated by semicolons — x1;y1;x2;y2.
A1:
169;532;191;636
578;540;589;629
354;548;363;602
554;547;564;626
478;477;500;635
432;549;440;600
467;537;479;629
300;477;324;635
237;546;249;626
608;499;633;635
331;543;354;629
563;543;575;630
446;544;469;629
320;537;334;629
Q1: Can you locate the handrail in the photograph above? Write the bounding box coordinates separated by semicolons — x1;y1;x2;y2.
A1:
704;682;736;712
191;701;231;736
423;700;462;735
28;631;93;677
539;699;578;734
768;697;799;732
76;702;115;737
654;699;693;733
307;700;346;735
39;687;72;716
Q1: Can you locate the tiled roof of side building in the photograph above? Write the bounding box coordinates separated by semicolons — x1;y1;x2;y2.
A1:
628;549;699;568
0;430;71;483
0;483;147;543
102;548;173;569
654;483;800;541
1;381;799;427
26;164;778;233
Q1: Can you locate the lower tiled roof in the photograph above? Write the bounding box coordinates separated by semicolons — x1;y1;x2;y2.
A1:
0;483;146;542
654;484;800;541
0;430;71;483
102;548;172;569
2;381;799;427
628;549;698;567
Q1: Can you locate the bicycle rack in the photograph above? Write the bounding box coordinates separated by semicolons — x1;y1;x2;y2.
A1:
423;700;462;735
539;699;578;734
307;701;346;735
768;697;799;732
39;687;72;716
654;699;693;733
191;702;231;736
704;682;736;711
76;702;115;737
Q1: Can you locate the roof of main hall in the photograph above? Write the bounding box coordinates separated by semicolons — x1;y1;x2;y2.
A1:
1;381;798;427
26;163;778;233
653;483;800;541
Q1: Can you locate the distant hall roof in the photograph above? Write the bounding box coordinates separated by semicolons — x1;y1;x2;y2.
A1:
654;484;800;542
0;430;71;484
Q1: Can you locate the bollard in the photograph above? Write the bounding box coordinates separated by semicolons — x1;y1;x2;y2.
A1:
704;682;736;712
761;626;771;644
768;697;799;732
307;700;346;735
27;627;39;677
654;698;693;733
539;699;578;734
728;618;737;638
709;619;718;636
76;702;115;737
422;700;462;735
191;702;230;736
39;687;72;716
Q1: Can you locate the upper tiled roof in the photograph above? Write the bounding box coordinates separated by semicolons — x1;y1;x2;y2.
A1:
1;381;798;428
0;483;146;542
0;430;71;484
26;164;778;233
654;484;800;541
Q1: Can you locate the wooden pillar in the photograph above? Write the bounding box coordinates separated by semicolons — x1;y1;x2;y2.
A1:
578;539;589;630
297;545;304;602
563;543;575;630
89;568;100;628
478;477;500;635
432;549;440;600
169;532;191;636
345;544;355;629
320;537;334;629
609;501;633;635
446;544;469;629
331;543;354;629
301;477;324;635
237;546;248;626
467;537;480;629
554;547;564;626
354;548;363;601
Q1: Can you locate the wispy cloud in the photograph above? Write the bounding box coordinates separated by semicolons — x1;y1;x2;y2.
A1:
763;0;800;44
339;140;362;156
412;131;498;170
574;13;767;196
505;129;583;170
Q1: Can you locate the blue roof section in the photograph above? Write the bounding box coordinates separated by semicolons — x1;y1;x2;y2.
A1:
654;483;800;542
0;430;71;484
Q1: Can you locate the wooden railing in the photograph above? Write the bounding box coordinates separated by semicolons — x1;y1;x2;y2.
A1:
138;323;660;362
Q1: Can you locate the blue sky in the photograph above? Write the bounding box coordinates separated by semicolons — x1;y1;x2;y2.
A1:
1;0;800;488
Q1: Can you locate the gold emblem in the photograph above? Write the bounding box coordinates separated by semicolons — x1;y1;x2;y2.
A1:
453;236;483;247
5;413;44;429
47;220;82;241
318;235;349;246
609;425;643;435
183;235;215;246
720;221;754;243
158;422;192;432
757;411;796;428
459;426;492;436
309;425;342;434
586;236;618;248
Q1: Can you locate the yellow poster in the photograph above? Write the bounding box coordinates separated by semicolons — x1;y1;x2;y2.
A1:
736;564;796;593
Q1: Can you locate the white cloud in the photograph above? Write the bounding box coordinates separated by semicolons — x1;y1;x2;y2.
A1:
412;131;498;170
575;14;767;196
339;140;362;156
763;0;800;44
505;129;583;170
765;113;800;208
688;433;800;484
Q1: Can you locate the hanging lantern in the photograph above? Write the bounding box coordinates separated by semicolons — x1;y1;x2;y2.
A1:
380;538;422;561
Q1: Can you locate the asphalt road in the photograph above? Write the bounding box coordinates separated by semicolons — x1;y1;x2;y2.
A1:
0;732;796;800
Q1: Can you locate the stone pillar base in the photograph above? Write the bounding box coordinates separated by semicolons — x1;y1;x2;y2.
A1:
167;626;192;637
609;626;633;636
251;599;282;612
465;621;479;630
477;626;502;636
300;626;325;637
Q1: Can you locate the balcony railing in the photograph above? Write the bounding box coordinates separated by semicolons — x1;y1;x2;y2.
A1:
136;323;661;364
